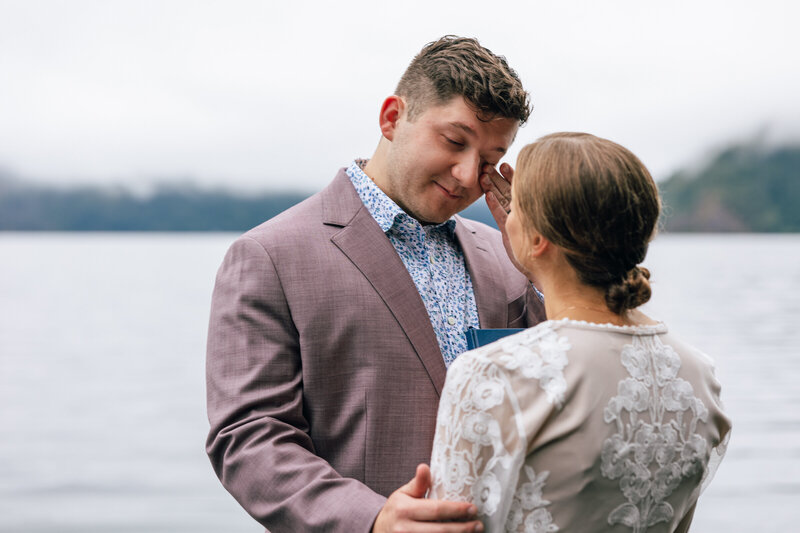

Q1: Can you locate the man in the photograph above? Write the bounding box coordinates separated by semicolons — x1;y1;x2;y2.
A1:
206;35;545;532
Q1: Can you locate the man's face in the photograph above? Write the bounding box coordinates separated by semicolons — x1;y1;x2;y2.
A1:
381;97;519;224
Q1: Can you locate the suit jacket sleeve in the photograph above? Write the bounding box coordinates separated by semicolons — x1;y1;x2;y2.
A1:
205;235;386;532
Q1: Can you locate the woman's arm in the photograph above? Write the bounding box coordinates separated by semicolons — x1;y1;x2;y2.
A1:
428;352;526;531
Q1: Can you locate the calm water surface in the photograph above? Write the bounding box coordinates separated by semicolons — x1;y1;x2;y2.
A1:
1;232;798;532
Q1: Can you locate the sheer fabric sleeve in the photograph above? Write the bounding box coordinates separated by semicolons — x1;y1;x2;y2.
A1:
429;350;528;532
673;501;697;533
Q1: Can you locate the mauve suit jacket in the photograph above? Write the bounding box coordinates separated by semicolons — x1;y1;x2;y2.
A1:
206;168;545;532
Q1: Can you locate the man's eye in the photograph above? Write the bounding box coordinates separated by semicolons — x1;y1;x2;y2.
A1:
446;137;464;147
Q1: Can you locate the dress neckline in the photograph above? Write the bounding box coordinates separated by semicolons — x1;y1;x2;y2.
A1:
544;317;668;335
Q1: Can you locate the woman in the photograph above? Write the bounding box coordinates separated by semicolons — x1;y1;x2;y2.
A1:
429;133;731;532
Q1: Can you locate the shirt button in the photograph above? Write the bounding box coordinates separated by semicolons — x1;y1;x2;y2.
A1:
447;316;456;325
429;256;435;264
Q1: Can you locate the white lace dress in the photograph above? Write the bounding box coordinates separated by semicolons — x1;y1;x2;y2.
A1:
429;319;731;533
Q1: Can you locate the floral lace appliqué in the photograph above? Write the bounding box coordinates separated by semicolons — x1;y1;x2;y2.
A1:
601;335;710;532
430;324;568;532
505;466;559;533
494;326;570;408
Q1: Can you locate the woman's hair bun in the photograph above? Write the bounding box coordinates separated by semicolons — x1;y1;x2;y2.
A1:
605;266;652;314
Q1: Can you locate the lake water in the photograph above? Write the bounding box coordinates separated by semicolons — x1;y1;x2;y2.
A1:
1;232;798;532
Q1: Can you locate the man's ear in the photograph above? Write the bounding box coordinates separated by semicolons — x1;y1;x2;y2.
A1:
378;95;405;141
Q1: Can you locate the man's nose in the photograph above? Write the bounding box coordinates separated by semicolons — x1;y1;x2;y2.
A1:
452;153;481;188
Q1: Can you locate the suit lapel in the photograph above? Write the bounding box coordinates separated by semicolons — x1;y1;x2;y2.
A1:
322;171;447;395
456;217;508;329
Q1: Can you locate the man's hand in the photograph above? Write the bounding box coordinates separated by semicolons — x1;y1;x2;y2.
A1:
372;464;483;533
480;163;536;282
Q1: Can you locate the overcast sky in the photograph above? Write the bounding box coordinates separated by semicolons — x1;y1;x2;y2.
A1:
1;0;798;192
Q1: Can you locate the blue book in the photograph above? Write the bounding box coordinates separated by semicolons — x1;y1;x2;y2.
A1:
465;327;524;350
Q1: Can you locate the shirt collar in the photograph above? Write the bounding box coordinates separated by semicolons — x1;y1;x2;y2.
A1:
345;159;456;235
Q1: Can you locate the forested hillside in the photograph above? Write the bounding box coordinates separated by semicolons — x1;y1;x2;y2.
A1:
659;140;800;232
0;177;307;231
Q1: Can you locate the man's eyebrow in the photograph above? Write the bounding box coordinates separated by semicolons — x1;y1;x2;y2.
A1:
448;122;508;155
449;121;476;135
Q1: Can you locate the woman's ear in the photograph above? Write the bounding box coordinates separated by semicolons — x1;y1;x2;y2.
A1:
378;95;405;141
528;231;551;259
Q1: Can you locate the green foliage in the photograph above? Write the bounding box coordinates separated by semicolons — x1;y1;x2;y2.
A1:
659;140;800;232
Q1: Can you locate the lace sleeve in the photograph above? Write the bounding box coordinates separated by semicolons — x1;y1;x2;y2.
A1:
429;350;527;531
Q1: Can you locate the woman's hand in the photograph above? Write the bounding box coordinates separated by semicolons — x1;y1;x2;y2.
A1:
481;163;536;283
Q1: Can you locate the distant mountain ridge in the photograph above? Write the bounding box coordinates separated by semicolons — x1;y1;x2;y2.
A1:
658;140;800;232
0;177;309;231
1;138;798;232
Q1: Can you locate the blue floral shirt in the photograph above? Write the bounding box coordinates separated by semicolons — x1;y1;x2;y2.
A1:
346;160;480;367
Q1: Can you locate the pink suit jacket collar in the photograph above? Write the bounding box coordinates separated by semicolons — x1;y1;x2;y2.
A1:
320;168;511;394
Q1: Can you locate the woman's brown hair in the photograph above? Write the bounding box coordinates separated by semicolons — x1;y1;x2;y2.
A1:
513;132;661;314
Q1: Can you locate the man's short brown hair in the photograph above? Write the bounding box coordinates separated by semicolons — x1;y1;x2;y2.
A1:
396;35;531;124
